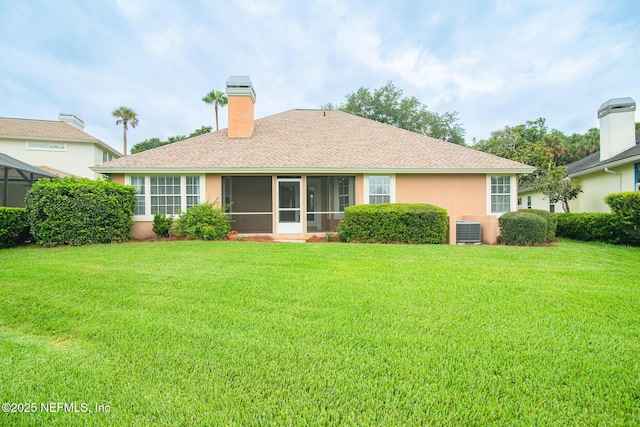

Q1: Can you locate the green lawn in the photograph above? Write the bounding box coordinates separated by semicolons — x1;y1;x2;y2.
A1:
1;240;639;426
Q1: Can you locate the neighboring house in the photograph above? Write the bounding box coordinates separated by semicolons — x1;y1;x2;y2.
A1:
520;97;638;213
93;76;534;244
0;153;55;207
0;111;122;180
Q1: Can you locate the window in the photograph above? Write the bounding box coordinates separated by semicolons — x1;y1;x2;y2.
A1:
186;176;200;208
490;176;511;213
130;176;145;215
129;175;204;218
338;177;352;212
549;204;555;213
28;141;66;151
517;197;523;208
368;176;391;204
102;151;113;163
151;176;181;215
527;195;532;209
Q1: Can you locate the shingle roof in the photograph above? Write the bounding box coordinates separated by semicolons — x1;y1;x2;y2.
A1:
95;110;533;173
0;117;100;141
567;142;640;176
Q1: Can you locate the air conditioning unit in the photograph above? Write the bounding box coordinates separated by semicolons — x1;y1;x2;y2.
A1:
456;220;481;244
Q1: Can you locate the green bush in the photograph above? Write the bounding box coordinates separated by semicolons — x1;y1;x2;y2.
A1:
605;192;640;239
25;177;136;246
339;203;448;244
0;207;30;248
556;213;639;246
499;211;547;246
524;209;558;242
173;201;230;241
152;212;173;237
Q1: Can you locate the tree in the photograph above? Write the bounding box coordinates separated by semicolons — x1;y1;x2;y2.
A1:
473;118;554;188
534;166;582;213
323;81;466;145
202;90;228;131
112;107;139;156
130;126;212;154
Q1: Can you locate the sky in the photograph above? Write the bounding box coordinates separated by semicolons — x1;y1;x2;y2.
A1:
1;0;639;154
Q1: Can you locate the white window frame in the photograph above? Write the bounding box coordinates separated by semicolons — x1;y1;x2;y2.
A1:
487;175;515;215
127;175;205;221
364;174;396;204
27;141;67;151
102;151;113;163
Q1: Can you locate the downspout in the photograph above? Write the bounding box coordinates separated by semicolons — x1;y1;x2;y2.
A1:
604;167;622;192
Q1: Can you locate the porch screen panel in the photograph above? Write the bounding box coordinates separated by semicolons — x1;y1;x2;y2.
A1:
306;176;354;232
222;176;272;233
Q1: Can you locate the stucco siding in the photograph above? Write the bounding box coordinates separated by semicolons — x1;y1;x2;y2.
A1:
572;166;633;213
1;138;102;178
395;174;487;216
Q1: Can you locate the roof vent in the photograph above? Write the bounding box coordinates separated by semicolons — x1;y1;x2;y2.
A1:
58;110;85;130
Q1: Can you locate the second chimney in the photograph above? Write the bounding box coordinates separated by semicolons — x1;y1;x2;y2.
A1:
226;76;256;138
598;97;636;162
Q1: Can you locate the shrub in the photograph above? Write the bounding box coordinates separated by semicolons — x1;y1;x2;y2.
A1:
524;209;558;242
25;177;136;246
556;213;639;246
0;207;30;248
152;212;173;237
173;201;230;241
339;203;448;244
605;192;640;239
499;211;547;246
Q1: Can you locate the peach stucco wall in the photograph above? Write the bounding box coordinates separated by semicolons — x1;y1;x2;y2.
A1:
396;174;487;214
228;96;255;138
110;174;124;185
206;175;221;203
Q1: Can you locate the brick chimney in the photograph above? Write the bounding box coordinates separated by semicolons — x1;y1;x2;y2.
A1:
226;76;256;138
598;97;636;162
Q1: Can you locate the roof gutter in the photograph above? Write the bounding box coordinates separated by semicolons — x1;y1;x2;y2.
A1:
603;167;622;192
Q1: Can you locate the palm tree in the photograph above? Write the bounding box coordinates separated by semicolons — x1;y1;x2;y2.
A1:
112;107;139;156
202;90;228;131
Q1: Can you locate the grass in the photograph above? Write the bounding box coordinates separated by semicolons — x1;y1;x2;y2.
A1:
0;240;639;426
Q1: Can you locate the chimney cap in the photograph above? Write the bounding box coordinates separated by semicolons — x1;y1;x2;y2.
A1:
226;76;256;102
598;97;636;119
58;110;85;130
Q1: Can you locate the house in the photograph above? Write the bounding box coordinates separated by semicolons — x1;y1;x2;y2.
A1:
93;76;534;244
0;153;55;207
0;111;122;180
519;97;638;213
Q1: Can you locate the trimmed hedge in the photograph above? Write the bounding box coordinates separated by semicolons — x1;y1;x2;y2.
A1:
0;207;30;248
524;209;558;242
499;211;547;246
25;177;136;246
173;202;231;241
605;192;640;240
556;213;640;246
339;203;448;244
